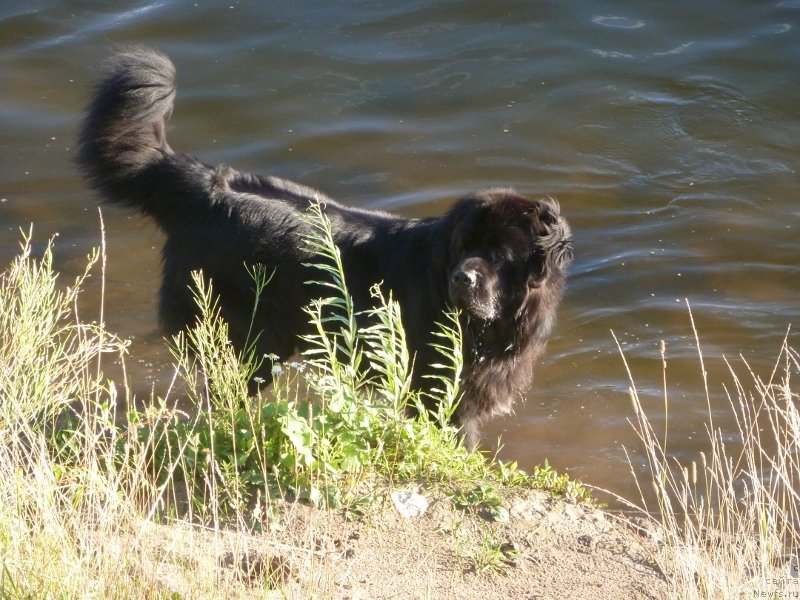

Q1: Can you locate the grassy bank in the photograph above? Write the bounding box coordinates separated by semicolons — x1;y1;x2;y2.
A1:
0;206;586;598
0;206;796;598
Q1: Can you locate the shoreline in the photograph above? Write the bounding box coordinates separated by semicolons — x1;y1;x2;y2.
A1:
135;484;669;599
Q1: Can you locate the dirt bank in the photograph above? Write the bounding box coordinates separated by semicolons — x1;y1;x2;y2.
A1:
142;488;667;599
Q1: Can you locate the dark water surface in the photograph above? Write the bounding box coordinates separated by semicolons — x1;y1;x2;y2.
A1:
2;1;798;504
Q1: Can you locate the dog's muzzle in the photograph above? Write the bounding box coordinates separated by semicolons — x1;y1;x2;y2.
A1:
449;265;497;321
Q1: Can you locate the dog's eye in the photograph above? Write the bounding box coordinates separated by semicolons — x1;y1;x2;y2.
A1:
487;250;504;266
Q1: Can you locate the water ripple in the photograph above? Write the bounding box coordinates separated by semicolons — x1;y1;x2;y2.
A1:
592;15;646;29
30;2;167;50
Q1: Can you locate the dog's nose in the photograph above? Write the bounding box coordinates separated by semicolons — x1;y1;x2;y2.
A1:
451;269;477;288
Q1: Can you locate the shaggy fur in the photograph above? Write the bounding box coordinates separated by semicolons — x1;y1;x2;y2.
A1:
78;48;573;448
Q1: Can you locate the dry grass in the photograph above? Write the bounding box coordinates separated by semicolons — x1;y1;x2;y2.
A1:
0;232;344;598
8;223;794;598
616;303;800;598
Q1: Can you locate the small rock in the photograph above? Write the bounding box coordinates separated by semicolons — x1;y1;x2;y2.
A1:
563;502;581;520
510;496;547;522
391;489;429;518
577;534;595;554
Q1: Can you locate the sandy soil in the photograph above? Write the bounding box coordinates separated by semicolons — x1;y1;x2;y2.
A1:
140;488;668;599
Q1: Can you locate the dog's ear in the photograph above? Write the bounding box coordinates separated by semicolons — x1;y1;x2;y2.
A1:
540;221;574;273
531;197;573;274
554;237;574;270
536;197;560;226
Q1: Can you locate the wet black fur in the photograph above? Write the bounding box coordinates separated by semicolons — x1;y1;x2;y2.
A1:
77;48;573;448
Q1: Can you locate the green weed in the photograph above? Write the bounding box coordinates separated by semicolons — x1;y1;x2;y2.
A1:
130;198;513;515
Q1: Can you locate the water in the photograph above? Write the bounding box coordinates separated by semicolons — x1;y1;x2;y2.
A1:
1;1;798;505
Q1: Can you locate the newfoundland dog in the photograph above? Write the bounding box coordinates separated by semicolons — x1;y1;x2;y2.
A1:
78;48;573;448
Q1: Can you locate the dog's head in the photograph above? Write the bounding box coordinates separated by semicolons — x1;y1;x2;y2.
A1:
446;188;573;325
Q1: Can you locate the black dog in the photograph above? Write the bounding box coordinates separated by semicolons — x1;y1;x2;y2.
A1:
78;48;573;448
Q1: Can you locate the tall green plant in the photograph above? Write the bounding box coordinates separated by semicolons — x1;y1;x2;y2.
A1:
139;199;471;510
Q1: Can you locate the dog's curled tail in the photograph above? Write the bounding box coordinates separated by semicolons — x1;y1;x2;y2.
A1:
78;47;178;218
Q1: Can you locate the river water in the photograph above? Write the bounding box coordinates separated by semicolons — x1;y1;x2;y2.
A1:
1;1;798;505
